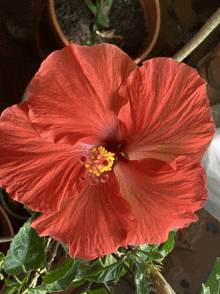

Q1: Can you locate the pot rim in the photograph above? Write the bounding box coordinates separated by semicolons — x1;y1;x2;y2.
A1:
46;0;161;64
0;205;14;245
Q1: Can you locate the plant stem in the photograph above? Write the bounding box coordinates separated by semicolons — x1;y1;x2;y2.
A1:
172;7;220;62
132;251;146;265
90;0;102;45
46;240;60;271
28;268;45;289
103;282;112;293
20;270;43;294
0;236;13;243
14;276;22;284
38;239;61;286
88;281;93;289
111;252;134;276
45;236;52;249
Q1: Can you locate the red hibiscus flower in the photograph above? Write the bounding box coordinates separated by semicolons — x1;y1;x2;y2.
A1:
0;43;215;260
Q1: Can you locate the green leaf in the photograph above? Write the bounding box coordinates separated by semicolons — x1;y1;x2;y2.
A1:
117;247;126;253
160;231;176;258
135;261;154;294
3;286;18;294
80;287;114;294
136;245;152;262
77;260;103;279
79;289;89;294
5;272;30;291
72;278;87;288
71;279;86;287
0;252;4;262
43;258;81;292
84;0;113;27
71;259;93;287
139;244;160;253
151;244;160;252
99;254;117;267
200;284;210;294
148;252;164;263
27;286;49;293
87;262;126;283
125;253;134;270
199;258;220;294
84;0;96;15
136;243;167;264
43;258;75;284
4;279;17;286
98;0;113;27
60;242;69;254
23;205;35;216
3;216;46;275
0;252;4;272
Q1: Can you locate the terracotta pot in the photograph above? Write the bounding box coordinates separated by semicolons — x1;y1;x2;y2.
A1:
198;42;220;106
0;205;14;293
35;0;160;63
134;0;161;63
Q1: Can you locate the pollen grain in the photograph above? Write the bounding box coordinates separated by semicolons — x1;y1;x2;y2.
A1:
79;146;115;185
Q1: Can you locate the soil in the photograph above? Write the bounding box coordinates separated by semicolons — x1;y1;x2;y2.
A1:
54;0;148;59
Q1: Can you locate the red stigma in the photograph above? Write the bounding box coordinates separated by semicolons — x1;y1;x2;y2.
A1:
91;179;99;185
103;160;109;166
101;174;109;183
80;156;87;164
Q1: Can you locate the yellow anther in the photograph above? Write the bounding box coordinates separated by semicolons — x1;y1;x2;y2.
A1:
79;146;116;185
82;146;115;177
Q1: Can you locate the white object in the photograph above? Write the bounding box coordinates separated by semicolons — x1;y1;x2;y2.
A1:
202;103;220;221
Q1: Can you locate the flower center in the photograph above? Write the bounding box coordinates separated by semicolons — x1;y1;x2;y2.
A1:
79;146;115;185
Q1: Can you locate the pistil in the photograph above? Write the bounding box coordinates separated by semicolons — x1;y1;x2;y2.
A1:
79;146;115;185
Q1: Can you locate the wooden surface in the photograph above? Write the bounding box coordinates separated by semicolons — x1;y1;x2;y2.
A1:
162;208;220;293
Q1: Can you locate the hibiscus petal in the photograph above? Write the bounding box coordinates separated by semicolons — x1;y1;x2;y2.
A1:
28;42;137;144
0;102;91;213
114;156;208;244
117;57;215;163
31;172;137;260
